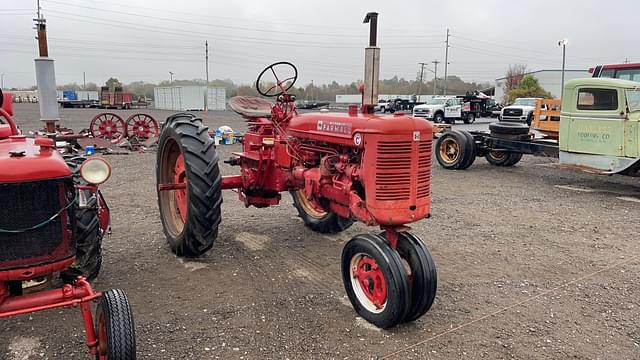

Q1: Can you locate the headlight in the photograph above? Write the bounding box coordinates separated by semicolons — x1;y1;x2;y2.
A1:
80;157;112;185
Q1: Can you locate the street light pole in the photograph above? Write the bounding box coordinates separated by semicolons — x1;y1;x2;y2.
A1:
1;73;4;90
558;39;568;101
169;71;174;86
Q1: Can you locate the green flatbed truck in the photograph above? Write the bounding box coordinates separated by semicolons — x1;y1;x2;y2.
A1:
434;77;640;176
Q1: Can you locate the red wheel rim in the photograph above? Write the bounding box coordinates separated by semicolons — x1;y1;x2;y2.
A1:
125;113;159;140
174;153;188;223
350;254;387;312
90;113;126;144
97;310;108;359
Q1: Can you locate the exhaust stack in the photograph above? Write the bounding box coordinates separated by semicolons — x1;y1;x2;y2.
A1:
34;14;60;133
362;12;380;114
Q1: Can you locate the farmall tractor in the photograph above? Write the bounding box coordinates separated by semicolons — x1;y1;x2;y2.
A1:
156;13;437;328
0;89;136;358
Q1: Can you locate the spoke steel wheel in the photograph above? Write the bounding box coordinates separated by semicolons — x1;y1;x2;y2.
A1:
125;113;159;140
90;113;126;144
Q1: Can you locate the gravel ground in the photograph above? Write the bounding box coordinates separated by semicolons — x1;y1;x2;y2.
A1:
1;104;639;359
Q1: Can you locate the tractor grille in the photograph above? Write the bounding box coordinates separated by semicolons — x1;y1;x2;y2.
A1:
0;177;75;269
417;140;432;199
376;141;412;201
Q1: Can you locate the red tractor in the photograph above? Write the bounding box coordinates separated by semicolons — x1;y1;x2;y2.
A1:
0;89;136;358
156;60;437;328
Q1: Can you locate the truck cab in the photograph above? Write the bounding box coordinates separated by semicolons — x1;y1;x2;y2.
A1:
413;96;462;124
559;78;640;174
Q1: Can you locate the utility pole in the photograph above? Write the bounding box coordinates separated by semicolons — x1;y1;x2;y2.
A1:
432;60;440;95
83;71;86;89
558;39;568;100
205;40;209;112
417;62;427;96
169;71;174;85
443;28;450;95
1;74;4;90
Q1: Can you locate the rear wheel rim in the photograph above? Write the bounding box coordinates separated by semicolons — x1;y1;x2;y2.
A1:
97;311;107;359
295;190;327;219
350;253;387;313
90;113;126;143
159;139;187;236
439;138;460;164
488;151;507;161
126;114;159;139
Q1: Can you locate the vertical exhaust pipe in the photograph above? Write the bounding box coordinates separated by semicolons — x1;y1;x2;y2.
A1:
362;12;380;114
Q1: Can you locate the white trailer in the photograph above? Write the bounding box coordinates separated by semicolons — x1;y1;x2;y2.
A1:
154;86;226;111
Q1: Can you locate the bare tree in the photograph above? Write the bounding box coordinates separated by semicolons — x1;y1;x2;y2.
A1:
504;64;527;102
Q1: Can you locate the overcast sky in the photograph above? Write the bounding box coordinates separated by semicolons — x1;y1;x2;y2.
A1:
1;0;638;89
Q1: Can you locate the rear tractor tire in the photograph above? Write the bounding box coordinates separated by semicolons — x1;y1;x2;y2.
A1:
157;114;222;257
291;190;353;234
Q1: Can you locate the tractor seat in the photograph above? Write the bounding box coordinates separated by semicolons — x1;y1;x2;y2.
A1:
228;96;272;118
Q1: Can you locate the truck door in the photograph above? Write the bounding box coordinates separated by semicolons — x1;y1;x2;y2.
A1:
625;89;640;158
567;87;625;156
444;98;462;119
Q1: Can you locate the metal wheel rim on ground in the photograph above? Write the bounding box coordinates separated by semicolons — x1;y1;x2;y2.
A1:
439;138;460;164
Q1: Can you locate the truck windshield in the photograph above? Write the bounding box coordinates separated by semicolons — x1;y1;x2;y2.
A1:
426;98;447;105
513;98;536;106
626;90;640;112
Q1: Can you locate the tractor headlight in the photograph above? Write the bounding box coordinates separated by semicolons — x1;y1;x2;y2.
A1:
80;157;112;185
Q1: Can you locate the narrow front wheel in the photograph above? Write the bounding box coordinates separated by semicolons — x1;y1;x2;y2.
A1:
341;234;410;328
95;289;136;360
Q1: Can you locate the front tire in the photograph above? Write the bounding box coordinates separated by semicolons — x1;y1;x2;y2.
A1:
396;232;437;322
61;157;103;283
433;112;444;124
342;234;410;328
435;131;474;170
96;289;136;360
291;190;353;233
157;114;222;257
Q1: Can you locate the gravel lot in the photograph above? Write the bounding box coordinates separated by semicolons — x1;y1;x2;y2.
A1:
1;103;639;359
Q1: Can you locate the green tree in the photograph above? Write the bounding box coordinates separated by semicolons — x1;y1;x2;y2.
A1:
507;75;552;102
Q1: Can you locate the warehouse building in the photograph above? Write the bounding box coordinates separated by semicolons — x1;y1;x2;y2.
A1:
495;69;590;103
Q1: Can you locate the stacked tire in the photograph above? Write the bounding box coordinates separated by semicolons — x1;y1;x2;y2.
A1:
485;122;528;167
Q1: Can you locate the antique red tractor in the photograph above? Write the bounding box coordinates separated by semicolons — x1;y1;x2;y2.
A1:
0;89;136;358
156;58;438;327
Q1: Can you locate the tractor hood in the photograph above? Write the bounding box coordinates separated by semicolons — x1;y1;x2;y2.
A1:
288;111;433;147
0;136;71;183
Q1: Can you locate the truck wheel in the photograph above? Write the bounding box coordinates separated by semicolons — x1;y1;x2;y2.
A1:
526;113;533;126
503;152;523;167
96;289;136;360
342;234;410;329
157;114;222;257
291;190;353;233
485;151;514;166
463;113;475;124
381;107;386;113
433;112;444;124
395;232;437;322
435;131;473;170
61;158;103;283
457;130;477;170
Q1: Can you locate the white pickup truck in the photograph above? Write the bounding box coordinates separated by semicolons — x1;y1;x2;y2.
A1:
412;96;475;124
500;97;541;125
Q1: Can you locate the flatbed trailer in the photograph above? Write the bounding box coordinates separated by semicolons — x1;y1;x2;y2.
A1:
58;99;99;108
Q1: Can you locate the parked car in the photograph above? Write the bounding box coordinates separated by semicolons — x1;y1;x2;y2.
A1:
375;99;390;112
500;97;542;125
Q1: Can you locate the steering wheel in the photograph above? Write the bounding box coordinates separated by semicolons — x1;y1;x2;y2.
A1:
256;62;298;97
